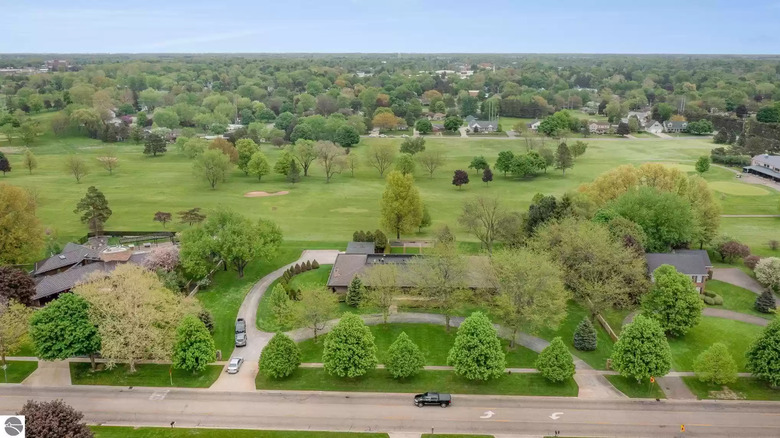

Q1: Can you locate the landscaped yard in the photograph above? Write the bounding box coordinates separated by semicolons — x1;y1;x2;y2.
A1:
719;217;780;257
256;368;578;396
297;323;538;368
1;360;38;383
90;427;389;438
704;280;773;319
70;363;222;388
605;375;665;399
682;377;780;401
667;317;764;372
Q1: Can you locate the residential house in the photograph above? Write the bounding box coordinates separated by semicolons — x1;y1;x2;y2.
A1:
743;154;780;183
431;123;444;133
588;121;611;134
627;110;652;128
527;120;541;131
430;113;446;121
663;121;688;133
468;90;480;98
646;120;664;134
645;250;712;291
468;120;498;133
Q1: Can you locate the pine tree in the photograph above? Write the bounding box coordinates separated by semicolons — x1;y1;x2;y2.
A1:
554;142;573;175
312;260;320;269
287;159;301;184
535;337;575;382
258;332;301;379
573;317;598;351
346;276;364;307
306;260;313;270
447;311;506;381
386;332;425;379
755;290;777;314
322;313;377;378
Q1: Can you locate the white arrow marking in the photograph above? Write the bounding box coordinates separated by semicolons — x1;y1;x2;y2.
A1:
480;411;495;419
549;412;564;420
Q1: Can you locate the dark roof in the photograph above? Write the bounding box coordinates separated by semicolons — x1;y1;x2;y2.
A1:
327;254;368;287
34;263;112;300
752;154;780;168
673;249;712;268
469;120;498;129
744;165;780;179
645;253;708;276
346;242;375;255
33;243;99;275
664;121;688;129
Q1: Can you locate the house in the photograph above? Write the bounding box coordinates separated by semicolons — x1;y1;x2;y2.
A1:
663;121;688;133
346;241;376;255
645;250;712;291
468;90;480;98
30;242;152;306
431;113;446;121
627;110;652;128
743;154;780;183
646;120;664;134
468;120;498;133
431;123;444;133
527;120;541;131
588;122;610;134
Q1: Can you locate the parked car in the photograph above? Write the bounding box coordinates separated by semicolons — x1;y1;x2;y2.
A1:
235;332;247;347
235;318;246;333
227;357;244;374
413;392;451;407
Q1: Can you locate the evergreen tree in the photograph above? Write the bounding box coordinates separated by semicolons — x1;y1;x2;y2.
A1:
258;332;301;379
74;186;112;235
535;337;575;382
694;342;738;385
346;276;364;307
172;315;216;373
573;317;598;351
447;311;506;381
755;290;777;314
287;159;301;184
385;331;425;379
554;142;573;175
322;313;377;378
610;315;672;383
746;318;780;386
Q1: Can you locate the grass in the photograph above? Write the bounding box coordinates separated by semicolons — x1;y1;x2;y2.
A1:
682;377;780;401
422;435;493;438
90;427;389;438
600;307;634;336
704;280;773;319
70;363;222;388
605;375;665;399
256;368;578;396
667;317;764;372
719;217;780;257
1;360;38;383
535;301;615;370
297;323;538;368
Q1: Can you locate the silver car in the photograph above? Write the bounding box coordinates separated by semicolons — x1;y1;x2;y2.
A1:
235;332;247;347
227;357;244;374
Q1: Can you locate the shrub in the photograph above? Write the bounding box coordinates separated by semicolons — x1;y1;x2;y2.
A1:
198;309;215;333
312;260;320;269
755;290;777;314
702;296;715;305
535;337;575;382
769;240;779;251
573;317;598;351
259;333;301;379
755;257;780;292
744;255;761;271
386;332;425;379
294;264;302;275
374;230;388;252
306;260;313;270
712;294;723;305
694;342;738;385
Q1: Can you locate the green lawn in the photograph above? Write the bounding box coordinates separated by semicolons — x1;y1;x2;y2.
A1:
91;427;389;438
70;363;222;388
667;317;764;372
599;307;634;336
297;323;538;368
535;301;616;370
1;360;38;383
719;217;780;257
422;435;493;438
256;368;578;396
704;280;773;319
605;375;665;399
682;377;780;401
288;264;332;290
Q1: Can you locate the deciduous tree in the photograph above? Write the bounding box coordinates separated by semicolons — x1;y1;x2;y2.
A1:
408;243;468;330
694;342;737;385
452;169;469;189
178;207;206;226
18;400;93;438
554;142;573;175
415;118;432;134
172;315;216;373
610;315;672;383
608;187;694;252
96;146;119;175
288;139;318;176
286;159;301;184
322;313;377;378
64;155;89;183
293;286;338;341
209;138;238;163
0;183;44;264
416;149;444;178
247;151;271;181
380;171;423;239
334;125;360;147
360;263;399;324
0;300;34;367
535;337;575;382
0;267;36;306
22;148;37;174
695;156;710;174
143;132;167;157
259;332;300;379
74;186;111;235
755;257;780;292
366;143;397;177
235;138;259;175
447;312;506;381
268;283;293;327
458;197;504;254
386;332;425;379
468;156;489;175
0;151;10;175
641;265;704;337
153;211;172;228
395;153;416;175
193;149;232;189
746;318;780;386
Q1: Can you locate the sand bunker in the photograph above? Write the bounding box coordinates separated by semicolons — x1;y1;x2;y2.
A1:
244;191;290;198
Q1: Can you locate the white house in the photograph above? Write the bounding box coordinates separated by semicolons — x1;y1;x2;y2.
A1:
663;121;688;133
646;120;664;134
468;120;498;133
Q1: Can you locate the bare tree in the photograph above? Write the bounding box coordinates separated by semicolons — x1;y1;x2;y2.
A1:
64;155;89;183
458;197;505;254
360;263;399;324
416;149;445;178
316;141;347;183
366;143;397;177
97;146;119;174
293;287;338;341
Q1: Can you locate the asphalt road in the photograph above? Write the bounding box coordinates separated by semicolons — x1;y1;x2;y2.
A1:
1;386;779;437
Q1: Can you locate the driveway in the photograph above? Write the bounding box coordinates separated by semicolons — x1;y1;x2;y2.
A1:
458;127;468;138
713;268;765;294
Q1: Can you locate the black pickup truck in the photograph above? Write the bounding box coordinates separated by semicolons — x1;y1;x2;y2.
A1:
413;392;452;407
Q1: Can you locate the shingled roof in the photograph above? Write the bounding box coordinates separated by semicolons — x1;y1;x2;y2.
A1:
33;263;112;300
33;243;99;275
645;252;708;276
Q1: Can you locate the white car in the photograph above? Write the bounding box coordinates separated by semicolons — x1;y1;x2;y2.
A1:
227;357;244;374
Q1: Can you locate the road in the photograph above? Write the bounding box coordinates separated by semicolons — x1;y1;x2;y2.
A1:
1;386;779;437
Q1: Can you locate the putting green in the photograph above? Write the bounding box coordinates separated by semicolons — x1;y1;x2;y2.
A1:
709;181;770;196
663;163;696;173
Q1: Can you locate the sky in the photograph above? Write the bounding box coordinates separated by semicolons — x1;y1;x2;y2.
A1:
2;0;780;54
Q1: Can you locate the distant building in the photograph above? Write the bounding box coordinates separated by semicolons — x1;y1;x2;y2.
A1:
646;120;664;134
663;121;688;133
743;154;780;183
527;120;541;131
45;59;70;71
645;250;712;291
588;122;611;134
467;120;498;133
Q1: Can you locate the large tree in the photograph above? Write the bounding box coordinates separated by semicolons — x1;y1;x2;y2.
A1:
380;171;423;239
74;186;112;235
0;300;34;367
610;315;672;383
608;187;694;252
317;141;347;183
247;151;271;181
408;243;467;330
0;151;10;175
143;132;167;157
554;142;573;175
400;137;426;155
366;143;397;177
30;294;101;369
746;318;780;387
755;257;780;293
334;125;360;147
0;267;36;306
694;342;737;385
488;249;569;345
193;149;232;189
322;312;378;378
259;332;301;379
458;197;505;254
18;400;93;438
235;138;259;175
293;287;338;341
0;183;44;264
360;263;399;324
288;139;318;176
172;315;216;373
447;312;506;381
77;265;198;373
641;264;704;337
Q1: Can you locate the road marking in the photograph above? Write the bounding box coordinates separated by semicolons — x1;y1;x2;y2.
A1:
480;411;495;419
148;390;169;401
549;412;564;420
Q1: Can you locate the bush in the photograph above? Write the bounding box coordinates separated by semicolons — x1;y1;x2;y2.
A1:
294;264;302;275
259;333;301;379
755;290;777;314
374;229;388;252
755;257;780;292
573;317;597;351
535;337;575;382
447;312;506;381
703;290;716;298
702;296;715;305
312;260;320;269
712;294;723;305
306;260;313;270
198;309;215;334
694;342;738;385
744;255;761;271
386;332;425;379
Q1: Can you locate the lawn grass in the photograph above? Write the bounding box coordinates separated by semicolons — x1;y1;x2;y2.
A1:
605;375;665;399
90;427;389;438
667;317;764;372
256;368;578;396
70;363;222;388
719;217;780;257
704;280;772;319
288;264;332;290
422;435;493;438
297;323;538;368
1;360;38;383
534;301;615;370
599;307;635;336
682;377;780;401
